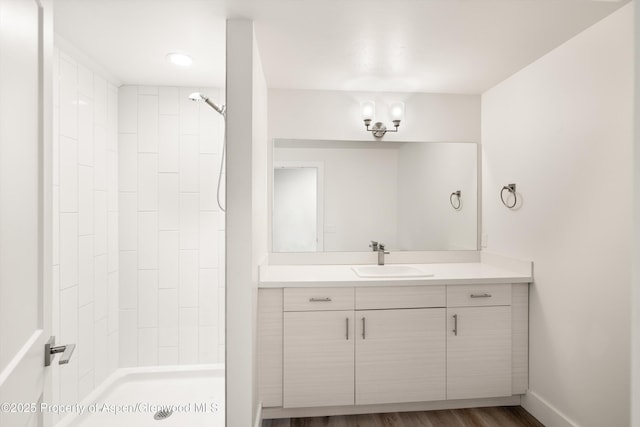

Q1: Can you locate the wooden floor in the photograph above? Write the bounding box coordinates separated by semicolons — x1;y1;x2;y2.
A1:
263;406;545;427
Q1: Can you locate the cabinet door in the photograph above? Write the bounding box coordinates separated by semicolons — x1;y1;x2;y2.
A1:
283;310;355;408
356;308;446;405
447;306;512;400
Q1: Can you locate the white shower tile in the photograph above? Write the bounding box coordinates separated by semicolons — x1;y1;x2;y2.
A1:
138;86;158;96
93;125;107;190
218;345;225;363
159;231;179;289
59;358;78;407
199;212;218;269
158;289;180;332
199;327;218;363
119;251;138;310
158;347;179;365
78;303;94;378
199;269;218;327
179;308;198;364
108;211;118;272
179;250;198;308
159;328;179;348
53;186;60;265
118;133;138;192
78;371;94;401
179;87;199;134
159;87;179;115
118;193;138;251
94;254;108;320
60;286;78;346
199;154;219;211
77;95;93;166
78;63;93;98
59;78;78;139
108;331;119;374
78;235;94;306
94;318;108;385
138;328;159;366
138;95;159;153
52;265;60;337
108;271;118;333
218;287;225;343
93;75;107;126
180;135;199;192
138;212;158;269
118;86;138;134
59;136;78;212
59;213;78;289
179;194;199;249
138;270;158;328
138;153;158;210
94;191;107;255
78;166;94;236
158;115;180;172
119;309;138;368
53;47;60;108
158;173;179;230
107;150;118;211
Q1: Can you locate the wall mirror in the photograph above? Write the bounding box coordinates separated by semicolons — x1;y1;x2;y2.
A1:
272;139;479;252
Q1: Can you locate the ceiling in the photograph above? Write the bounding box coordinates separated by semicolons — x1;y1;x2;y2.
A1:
54;0;627;94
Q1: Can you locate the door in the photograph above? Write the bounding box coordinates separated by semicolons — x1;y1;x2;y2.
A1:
446;306;512;400
355;308;446;405
0;0;52;426
283;311;354;408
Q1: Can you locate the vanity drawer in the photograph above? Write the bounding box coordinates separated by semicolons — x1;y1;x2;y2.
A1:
284;288;354;311
447;284;512;307
355;286;445;310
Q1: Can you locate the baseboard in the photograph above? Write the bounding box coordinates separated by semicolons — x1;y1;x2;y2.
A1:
522;390;578;427
263;395;521;419
254;402;263;427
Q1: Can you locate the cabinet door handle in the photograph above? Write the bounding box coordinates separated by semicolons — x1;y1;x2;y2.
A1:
362;317;366;340
346;318;349;340
470;293;492;298
453;314;458;336
309;297;332;302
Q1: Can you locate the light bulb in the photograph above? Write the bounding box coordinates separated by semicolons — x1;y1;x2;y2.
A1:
166;52;193;67
361;101;375;121
390;102;404;122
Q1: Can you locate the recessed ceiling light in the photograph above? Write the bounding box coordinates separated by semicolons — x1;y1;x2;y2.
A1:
166;52;193;67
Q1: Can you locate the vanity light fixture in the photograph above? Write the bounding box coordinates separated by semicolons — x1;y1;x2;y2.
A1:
166;52;193;67
361;101;404;138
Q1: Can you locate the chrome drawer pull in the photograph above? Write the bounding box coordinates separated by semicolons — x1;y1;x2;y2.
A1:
470;293;492;298
362;317;366;340
309;297;332;302
453;314;458;336
346;318;349;340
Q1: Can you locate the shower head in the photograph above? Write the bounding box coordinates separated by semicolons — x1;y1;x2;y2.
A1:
189;92;226;117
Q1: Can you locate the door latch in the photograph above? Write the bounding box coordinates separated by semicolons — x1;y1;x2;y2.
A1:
45;336;75;366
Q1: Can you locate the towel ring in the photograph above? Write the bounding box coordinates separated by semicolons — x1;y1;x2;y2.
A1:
500;184;517;209
450;190;461;210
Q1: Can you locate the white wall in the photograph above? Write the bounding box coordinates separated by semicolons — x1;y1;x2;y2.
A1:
482;4;633;427
269;89;480;143
226;19;269;427
117;85;225;367
52;46;119;416
397;142;477;250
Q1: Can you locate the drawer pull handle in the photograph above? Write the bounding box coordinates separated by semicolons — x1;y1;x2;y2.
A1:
470;293;492;298
453;314;458;336
309;297;332;302
346;318;349;340
362;317;366;340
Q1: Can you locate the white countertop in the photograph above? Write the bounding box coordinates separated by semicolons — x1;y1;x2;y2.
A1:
259;262;532;288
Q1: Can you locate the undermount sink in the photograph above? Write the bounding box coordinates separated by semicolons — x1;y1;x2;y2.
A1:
351;265;434;278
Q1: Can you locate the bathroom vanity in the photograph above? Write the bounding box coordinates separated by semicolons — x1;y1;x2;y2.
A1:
257;258;532;418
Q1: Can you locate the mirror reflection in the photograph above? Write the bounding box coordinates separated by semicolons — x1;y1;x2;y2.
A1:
272;139;478;252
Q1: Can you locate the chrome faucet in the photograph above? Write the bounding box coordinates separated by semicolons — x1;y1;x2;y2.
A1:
377;243;390;266
369;241;379;252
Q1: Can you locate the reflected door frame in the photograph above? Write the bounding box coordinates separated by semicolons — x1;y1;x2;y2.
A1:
273;161;324;251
